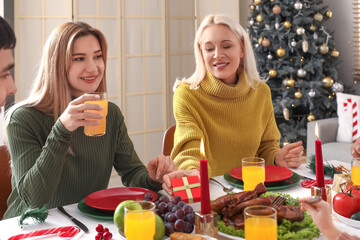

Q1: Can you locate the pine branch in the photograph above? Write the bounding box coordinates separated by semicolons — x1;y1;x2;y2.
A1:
18;205;49;228
307;154;341;178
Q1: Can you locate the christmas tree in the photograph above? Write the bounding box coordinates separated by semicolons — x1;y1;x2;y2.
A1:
247;0;344;146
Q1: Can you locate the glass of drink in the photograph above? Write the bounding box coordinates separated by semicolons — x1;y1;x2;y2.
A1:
84;92;108;136
352;158;360;185
124;201;155;240
244;205;277;240
242;157;265;191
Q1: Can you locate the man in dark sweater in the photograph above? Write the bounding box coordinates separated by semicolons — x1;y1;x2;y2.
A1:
0;16;17;113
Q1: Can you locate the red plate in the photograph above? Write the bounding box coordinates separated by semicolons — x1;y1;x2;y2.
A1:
85;187;157;211
229;165;293;183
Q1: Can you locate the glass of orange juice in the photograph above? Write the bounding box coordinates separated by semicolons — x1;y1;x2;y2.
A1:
124;201;155;240
242;157;265;191
244;205;277;240
84;92;108;136
352;158;360;185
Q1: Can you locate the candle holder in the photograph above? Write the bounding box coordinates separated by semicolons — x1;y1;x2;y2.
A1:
311;185;331;207
194;211;218;238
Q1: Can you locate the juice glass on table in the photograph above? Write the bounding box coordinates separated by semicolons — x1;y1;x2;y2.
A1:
242;157;265;191
84;92;108;136
124;201;155;240
244;205;277;240
352;158;360;185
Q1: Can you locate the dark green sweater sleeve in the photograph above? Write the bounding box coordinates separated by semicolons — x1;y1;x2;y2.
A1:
111;106;162;191
6;107;72;208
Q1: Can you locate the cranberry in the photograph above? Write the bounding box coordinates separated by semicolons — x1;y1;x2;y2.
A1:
95;224;104;233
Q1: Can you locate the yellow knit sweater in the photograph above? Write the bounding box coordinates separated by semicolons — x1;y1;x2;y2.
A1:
171;71;281;177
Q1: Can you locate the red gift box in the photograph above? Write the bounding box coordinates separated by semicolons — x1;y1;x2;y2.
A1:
171;176;201;203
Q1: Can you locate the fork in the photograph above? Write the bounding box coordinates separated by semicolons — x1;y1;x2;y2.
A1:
271;195;321;208
209;177;235;193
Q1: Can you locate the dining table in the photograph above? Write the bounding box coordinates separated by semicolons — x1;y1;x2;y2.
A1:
0;162;359;240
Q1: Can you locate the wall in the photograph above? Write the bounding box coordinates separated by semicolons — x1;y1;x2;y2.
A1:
239;0;359;94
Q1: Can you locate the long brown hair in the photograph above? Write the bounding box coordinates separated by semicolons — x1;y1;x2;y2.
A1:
7;21;107;121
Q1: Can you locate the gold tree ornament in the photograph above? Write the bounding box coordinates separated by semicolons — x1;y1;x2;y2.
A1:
310;24;316;31
249;4;256;11
258;37;263;45
319;43;329;54
307;113;316;122
295;90;303;99
269;69;277;77
262;38;271;47
322;76;334;87
272;5;281;14
331;48;340;57
284;20;292;29
286;78;295;87
256;14;263;22
276;47;286;57
254;0;262;5
314;12;323;22
325;10;333;18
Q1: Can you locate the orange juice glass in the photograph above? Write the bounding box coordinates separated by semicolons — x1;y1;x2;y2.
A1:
124;201;155;240
244;205;277;240
84;92;108;136
242;157;265;191
352;158;360;185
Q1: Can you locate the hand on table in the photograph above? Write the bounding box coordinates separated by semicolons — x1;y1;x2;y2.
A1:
59;94;104;132
275;141;303;168
162;169;200;196
350;137;360;158
147;154;177;183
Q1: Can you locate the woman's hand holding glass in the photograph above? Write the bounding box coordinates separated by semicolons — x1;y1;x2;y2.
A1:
59;94;104;132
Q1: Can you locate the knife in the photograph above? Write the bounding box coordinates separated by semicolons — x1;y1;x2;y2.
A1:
57;206;89;233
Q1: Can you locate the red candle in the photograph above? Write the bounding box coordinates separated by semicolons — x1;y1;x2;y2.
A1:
315;123;325;188
200;139;211;215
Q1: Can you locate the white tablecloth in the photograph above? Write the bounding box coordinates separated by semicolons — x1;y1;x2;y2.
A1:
0;169;359;239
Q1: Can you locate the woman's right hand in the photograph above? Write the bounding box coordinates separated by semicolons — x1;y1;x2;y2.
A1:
59;94;104;132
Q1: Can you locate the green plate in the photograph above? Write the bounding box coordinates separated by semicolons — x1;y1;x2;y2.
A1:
223;171;300;190
78;199;114;220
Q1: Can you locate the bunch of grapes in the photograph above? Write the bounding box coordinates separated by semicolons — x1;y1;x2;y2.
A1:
154;195;195;236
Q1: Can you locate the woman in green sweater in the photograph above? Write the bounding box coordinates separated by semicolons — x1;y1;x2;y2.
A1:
165;15;304;187
4;22;175;218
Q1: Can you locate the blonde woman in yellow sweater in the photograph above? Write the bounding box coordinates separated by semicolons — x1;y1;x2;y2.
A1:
162;15;304;195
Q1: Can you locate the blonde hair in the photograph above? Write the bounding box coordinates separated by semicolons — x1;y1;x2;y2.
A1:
6;21;107;123
173;14;260;91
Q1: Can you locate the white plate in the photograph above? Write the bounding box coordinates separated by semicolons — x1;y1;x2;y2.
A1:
335;212;360;229
218;232;245;240
165;234;217;240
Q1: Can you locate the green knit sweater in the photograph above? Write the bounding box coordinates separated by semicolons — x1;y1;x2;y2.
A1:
4;102;161;219
171;71;281;177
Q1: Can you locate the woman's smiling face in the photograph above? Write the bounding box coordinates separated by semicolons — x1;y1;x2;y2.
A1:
200;24;243;85
67;34;104;97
